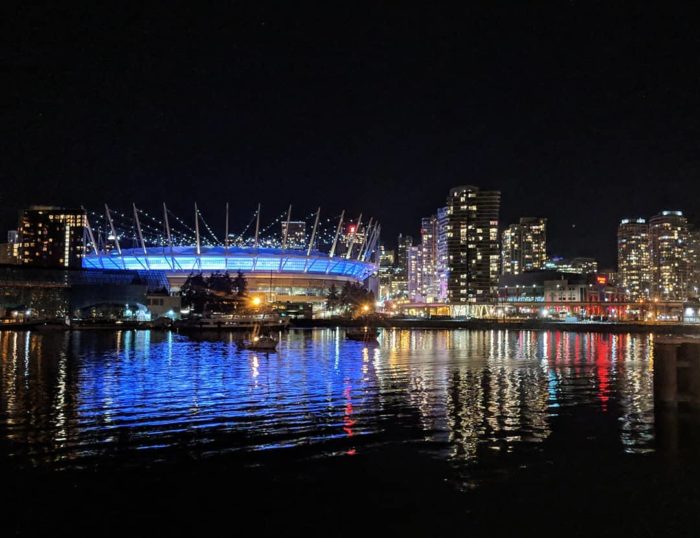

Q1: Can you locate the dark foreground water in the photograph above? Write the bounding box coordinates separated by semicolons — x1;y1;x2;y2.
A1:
2;329;700;536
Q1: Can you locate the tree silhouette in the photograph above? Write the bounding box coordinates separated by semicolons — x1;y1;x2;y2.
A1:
326;283;339;311
233;271;248;297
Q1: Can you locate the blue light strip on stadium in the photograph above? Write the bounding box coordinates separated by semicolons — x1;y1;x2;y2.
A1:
82;246;376;281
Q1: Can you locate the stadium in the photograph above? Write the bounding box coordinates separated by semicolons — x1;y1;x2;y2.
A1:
81;204;379;312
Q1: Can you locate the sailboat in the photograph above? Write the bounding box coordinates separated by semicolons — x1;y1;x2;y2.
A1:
345;325;379;342
243;323;278;351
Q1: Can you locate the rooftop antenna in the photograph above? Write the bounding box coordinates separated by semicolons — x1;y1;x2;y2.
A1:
329;210;345;258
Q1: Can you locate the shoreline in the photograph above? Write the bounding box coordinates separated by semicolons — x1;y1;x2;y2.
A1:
291;318;700;335
2;319;700;335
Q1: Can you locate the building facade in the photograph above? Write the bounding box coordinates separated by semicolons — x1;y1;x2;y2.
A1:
392;234;413;300
687;229;700;299
418;215;440;301
436;206;449;301
649;211;689;300
446;185;500;303
617;218;651;301
18;206;86;269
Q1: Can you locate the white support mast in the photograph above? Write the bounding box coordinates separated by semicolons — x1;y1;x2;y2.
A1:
254;203;261;248
163;203;173;253
356;217;372;260
104;204;121;255
366;224;381;262
133;203;147;256
224;202;229;254
329;210;345;258
194;202;201;256
83;208;99;257
363;222;380;261
345;213;362;259
359;221;374;260
282;204;292;249
306;207;320;257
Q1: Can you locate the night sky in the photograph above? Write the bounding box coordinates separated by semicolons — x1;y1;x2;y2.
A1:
3;2;700;267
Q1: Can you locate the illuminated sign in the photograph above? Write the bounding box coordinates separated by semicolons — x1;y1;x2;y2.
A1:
596;275;607;285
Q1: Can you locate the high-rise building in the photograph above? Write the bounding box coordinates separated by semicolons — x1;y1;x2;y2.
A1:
617;218;651;300
19;206;86;269
520;217;547;271
501;218;547;275
689;229;700;299
0;230;20;265
407;245;422;301
436;206;449;302
649;210;689;300
418;215;439;301
378;244;395;301
446;185;500;303
501;224;522;276
281;221;306;249
392;234;413;300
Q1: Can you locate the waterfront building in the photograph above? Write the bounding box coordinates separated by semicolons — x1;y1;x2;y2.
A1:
18;206;86;269
501;217;547;276
446;185;501;303
649;210;689;300
617;218;651;300
498;270;627;320
281;221;306;249
0;265;168;321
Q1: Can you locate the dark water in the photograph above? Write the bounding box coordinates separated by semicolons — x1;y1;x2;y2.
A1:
2;329;699;535
0;329;654;468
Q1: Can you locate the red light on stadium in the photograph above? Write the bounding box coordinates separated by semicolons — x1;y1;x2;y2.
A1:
596;276;607;285
349;225;356;233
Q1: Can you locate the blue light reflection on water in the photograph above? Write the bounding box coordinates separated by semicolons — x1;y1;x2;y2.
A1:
0;329;654;469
